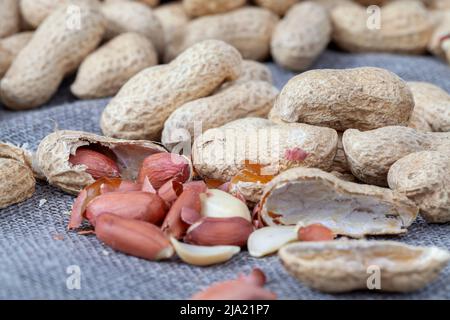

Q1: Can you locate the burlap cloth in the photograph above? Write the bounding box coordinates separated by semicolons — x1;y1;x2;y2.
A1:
1;50;449;299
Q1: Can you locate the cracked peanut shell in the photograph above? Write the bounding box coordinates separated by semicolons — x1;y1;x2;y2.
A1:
0;143;35;209
35;130;166;194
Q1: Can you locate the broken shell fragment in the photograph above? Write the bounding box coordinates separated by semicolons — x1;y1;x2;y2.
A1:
200;189;251;221
35;130;166;194
170;237;240;266
184;217;254;247
279;240;450;293
247;226;298;258
260;168;418;238
96;213;174;261
0;143;35;209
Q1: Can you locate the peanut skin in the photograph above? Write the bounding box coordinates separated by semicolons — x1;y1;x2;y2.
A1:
95;213;174;261
101;40;242;140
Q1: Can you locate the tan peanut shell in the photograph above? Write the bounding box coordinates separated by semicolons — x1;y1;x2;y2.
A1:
408;82;450;132
173;7;279;61
0;143;35;209
219;60;273;90
35;130;166;194
161;81;279;149
331;0;433;54
19;0;100;29
100;0;165;57
271;2;331;71
343;126;450;186
253;0;298;16
270;67;414;131
154;2;190;63
424;0;450;9
279;240;450;293
192;117;338;183
101;40;242;140
388;151;450;223
183;0;246;17
260;168;418;237
71;33;158;99
0;4;105;110
0;0;20;38
0;32;33;78
309;0;353;11
330;132;350;174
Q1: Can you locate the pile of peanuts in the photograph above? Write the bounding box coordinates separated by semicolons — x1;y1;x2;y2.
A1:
1;0;450;299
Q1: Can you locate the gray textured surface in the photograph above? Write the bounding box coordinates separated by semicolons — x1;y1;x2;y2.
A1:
1;50;450;300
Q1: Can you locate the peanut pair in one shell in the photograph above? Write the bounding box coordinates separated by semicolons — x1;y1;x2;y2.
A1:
71;32;158;99
183;0;246;17
173;7;279;61
408;82;450;132
270;67;414;131
100;0;165;57
279;240;450;293
260;168;418;238
0;4;106;110
331;0;433;54
271;2;331;71
388;151;450;223
193;118;338;202
101;40;242;140
343;126;450;186
0;143;35;209
253;0;298;16
35;130;166;194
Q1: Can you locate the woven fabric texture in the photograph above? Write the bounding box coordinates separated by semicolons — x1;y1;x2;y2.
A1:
0;50;449;299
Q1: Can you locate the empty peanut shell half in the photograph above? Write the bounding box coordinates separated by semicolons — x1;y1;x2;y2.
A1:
35;130;168;194
0;143;35;209
279;240;450;293
259;168;418;238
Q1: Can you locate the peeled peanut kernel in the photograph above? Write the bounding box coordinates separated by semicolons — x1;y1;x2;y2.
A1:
96;213;174;261
247;226;298;258
170;237;240;266
69;147;120;179
85;191;167;226
184;217;254;247
137;153;191;189
200;189;252;222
